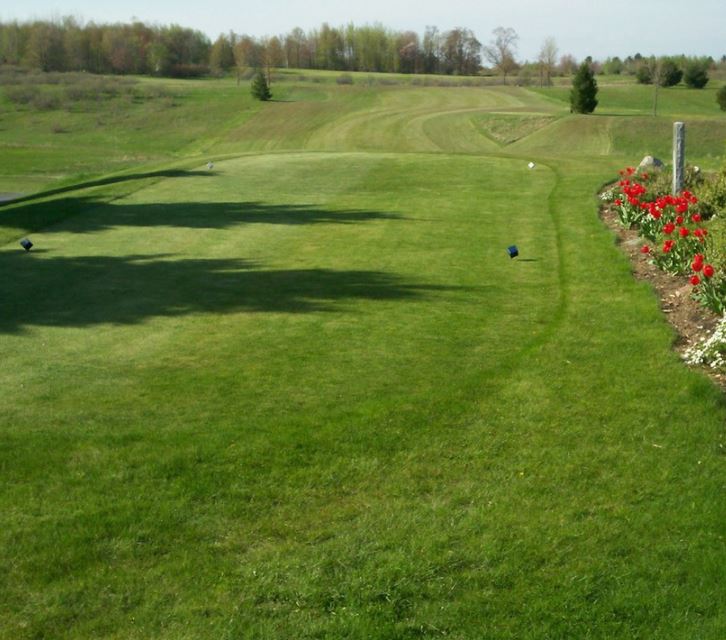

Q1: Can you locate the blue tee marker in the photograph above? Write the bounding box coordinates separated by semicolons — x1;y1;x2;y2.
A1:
20;238;33;251
507;245;519;259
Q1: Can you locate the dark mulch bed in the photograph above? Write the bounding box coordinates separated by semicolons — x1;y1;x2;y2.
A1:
599;202;726;393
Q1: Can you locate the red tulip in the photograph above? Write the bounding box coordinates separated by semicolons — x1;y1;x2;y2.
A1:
690;275;701;286
703;264;715;278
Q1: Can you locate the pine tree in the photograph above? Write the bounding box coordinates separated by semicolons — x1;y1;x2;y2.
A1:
250;70;271;101
570;62;598;114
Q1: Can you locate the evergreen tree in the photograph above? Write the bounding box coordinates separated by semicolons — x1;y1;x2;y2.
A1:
570;61;598;114
250;70;271;101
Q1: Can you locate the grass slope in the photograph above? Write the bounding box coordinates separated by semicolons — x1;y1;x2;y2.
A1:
0;72;724;639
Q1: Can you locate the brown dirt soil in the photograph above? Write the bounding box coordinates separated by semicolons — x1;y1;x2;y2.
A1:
599;201;726;393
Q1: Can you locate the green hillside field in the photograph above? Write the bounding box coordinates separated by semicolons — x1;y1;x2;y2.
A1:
1;69;725;639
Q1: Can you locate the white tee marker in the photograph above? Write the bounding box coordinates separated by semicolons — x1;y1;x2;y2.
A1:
528;162;535;169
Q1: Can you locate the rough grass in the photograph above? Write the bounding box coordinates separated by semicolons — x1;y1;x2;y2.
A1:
0;70;725;639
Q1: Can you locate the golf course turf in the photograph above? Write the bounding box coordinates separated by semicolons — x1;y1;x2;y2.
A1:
1;71;724;638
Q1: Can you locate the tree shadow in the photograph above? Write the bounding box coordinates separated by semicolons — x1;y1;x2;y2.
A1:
0;169;214;209
0;197;402;234
0;252;465;333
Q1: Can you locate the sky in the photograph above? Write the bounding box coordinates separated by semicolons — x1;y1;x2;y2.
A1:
2;0;724;62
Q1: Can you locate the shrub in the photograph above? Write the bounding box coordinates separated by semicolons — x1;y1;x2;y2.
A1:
32;93;61;110
683;61;709;89
717;85;726;111
636;59;683;87
377;77;401;86
658;59;683;87
636;64;652;84
697;167;726;218
5;85;38;104
168;64;209;78
516;67;533;86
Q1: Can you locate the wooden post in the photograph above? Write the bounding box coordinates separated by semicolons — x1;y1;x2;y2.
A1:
673;121;685;194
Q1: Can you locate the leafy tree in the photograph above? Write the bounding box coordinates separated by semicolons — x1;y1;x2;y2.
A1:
24;21;66;71
636;63;653;84
235;34;262;78
284;27;307;69
602;56;624;75
684;60;709;88
442;27;481;75
638;57;683;87
210;34;235;74
250;70;271;101
421;26;441;74
483;27;519;84
570;61;598;114
397;31;421;74
718;85;726;111
263;35;285;81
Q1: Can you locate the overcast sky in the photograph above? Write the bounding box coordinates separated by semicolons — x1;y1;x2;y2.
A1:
2;0;724;62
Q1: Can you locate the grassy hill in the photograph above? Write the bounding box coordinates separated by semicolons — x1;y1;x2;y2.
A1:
1;70;725;639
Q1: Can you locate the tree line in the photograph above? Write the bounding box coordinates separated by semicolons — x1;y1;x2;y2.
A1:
0;19;483;77
0;18;211;77
0;17;722;84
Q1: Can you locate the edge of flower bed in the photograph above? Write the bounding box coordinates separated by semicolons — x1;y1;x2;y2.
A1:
599;192;726;393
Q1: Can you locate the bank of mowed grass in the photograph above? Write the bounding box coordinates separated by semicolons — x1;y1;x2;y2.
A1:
0;71;725;638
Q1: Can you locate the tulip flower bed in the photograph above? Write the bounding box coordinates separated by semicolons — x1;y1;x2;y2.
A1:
601;166;726;378
606;166;725;311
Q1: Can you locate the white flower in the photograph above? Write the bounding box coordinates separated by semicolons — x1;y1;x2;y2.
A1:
684;313;726;370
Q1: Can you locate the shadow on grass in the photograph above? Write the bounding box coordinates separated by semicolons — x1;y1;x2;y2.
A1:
0;169;214;209
0;197;402;235
0;252;462;332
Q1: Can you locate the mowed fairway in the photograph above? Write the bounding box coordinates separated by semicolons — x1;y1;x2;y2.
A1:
1;76;725;639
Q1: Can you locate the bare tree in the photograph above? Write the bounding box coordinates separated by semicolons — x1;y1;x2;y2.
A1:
483;26;518;84
537;37;558;87
558;53;578;76
262;35;285;83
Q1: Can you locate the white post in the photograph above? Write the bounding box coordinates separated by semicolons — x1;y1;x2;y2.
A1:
673;121;685;195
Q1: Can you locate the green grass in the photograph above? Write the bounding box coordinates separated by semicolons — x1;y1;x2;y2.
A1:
0;70;725;639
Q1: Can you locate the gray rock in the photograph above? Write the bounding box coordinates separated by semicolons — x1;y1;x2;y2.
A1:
638;155;664;170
